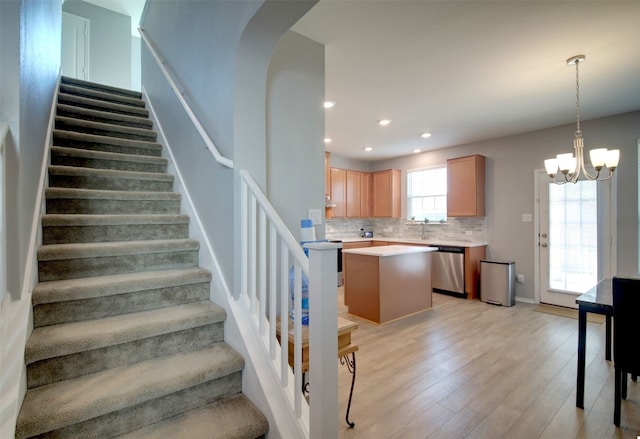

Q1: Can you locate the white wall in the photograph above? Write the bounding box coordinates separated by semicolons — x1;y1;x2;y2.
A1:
62;0;131;89
140;1;319;436
141;0;264;289
0;0;61;435
131;36;141;91
267;31;325;240
369;111;640;301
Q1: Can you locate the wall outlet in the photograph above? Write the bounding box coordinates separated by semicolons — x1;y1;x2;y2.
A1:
383;226;393;233
465;230;473;236
516;274;525;283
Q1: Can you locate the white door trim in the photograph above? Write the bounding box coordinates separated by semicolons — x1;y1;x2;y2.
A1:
62;12;90;80
534;169;618;305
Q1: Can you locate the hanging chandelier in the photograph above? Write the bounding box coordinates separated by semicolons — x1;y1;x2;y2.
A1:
544;55;620;184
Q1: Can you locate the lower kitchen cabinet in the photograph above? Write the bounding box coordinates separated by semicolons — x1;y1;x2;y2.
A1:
465;246;486;299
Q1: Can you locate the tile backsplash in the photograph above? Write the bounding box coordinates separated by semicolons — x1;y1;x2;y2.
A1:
325;217;487;243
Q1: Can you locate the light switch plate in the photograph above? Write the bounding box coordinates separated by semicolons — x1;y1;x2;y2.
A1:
308;209;322;225
522;213;532;222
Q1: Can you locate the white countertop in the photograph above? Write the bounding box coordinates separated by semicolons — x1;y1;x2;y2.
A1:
342;244;438;257
338;237;488;248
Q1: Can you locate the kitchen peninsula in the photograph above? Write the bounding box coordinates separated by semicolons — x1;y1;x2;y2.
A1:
342;245;437;324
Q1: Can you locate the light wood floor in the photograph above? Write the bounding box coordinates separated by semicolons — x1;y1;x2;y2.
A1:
336;289;640;439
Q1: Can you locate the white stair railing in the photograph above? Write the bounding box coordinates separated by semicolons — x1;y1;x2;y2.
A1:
138;28;233;169
239;170;339;438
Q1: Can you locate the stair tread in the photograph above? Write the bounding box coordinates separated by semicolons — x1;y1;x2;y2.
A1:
26;301;226;363
118;394;269;439
58;93;149;117
61;76;143;99
32;267;210;305
46;187;180;200
56;116;157;139
57;103;153;128
60;83;146;108
17;344;243;438
38;238;199;261
53;129;162;151
51;146;167;165
42;213;189;227
48;165;173;182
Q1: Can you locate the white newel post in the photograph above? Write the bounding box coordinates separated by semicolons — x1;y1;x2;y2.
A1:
305;242;340;439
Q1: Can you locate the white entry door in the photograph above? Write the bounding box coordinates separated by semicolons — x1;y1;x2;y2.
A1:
536;170;614;308
61;12;90;80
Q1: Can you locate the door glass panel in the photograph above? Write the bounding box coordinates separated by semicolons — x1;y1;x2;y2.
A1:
548;180;597;293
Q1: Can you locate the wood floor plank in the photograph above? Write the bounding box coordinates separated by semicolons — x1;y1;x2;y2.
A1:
336;289;640;438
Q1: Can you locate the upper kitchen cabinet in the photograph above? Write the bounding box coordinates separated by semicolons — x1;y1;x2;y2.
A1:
360;172;372;218
330;167;347;217
447;155;485;217
325;152;331;196
372;169;401;218
346;170;362;217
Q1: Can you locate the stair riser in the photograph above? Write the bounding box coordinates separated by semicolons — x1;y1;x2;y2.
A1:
55;119;157;143
60;84;146;108
51;151;167;174
33;282;210;327
38;250;199;282
43;223;189;245
46;199;181;215
48;174;174;192
17;372;242;439
56;106;153;130
27;323;224;388
58;94;149;118
53;134;162;158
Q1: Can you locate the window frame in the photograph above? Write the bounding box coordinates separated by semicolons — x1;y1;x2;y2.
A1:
406;165;448;222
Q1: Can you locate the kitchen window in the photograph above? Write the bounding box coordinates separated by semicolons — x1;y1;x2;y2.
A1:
407;166;447;222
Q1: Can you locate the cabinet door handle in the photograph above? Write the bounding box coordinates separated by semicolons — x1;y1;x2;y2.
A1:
540;243;548;248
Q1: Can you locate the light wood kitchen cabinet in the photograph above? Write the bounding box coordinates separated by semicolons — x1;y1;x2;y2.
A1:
465;246;486;300
360;172;372;218
331;168;371;218
447;155;485;217
324;152;331;196
330;167;347;218
372;169;401;218
341;241;373;287
346;170;361;217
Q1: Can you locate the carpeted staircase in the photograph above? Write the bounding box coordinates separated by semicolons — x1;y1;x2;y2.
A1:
15;76;269;438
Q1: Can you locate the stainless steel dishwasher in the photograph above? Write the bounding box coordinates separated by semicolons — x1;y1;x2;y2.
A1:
431;246;465;297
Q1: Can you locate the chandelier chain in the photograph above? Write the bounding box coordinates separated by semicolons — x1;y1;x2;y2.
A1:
575;58;581;138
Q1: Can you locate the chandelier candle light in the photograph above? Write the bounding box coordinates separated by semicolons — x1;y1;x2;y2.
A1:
544;55;620;184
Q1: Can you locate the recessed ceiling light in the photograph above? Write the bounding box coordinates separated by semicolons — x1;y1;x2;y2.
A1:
421;132;432;139
378;119;392;127
324;138;332;144
323;101;335;109
412;148;422;154
364;146;373;152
